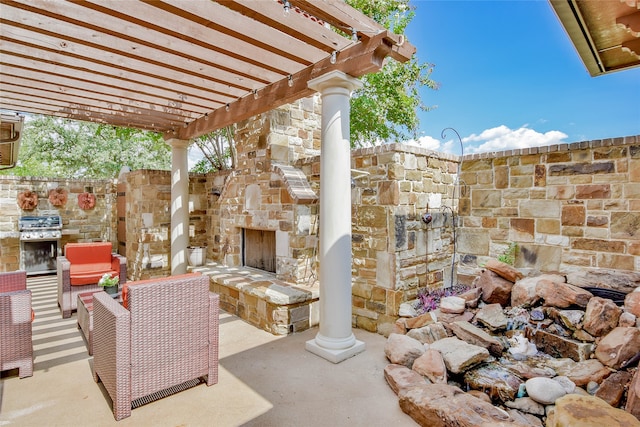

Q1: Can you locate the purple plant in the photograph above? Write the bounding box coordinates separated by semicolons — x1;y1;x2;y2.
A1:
416;284;470;313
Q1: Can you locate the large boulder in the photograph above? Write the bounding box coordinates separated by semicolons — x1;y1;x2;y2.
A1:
478;269;514;306
384;364;428;395
429;337;490;374
448;320;504;356
406;322;448;344
412;349;447;384
624;290;640;318
484;259;524;283
398;383;523;427
549;394;640;427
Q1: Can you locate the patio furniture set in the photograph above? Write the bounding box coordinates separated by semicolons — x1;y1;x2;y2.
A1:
1;242;220;421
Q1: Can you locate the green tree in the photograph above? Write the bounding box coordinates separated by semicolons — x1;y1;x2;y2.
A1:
189;126;236;174
347;0;438;146
0;115;171;178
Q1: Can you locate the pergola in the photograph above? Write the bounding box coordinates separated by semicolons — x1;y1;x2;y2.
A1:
0;0;414;363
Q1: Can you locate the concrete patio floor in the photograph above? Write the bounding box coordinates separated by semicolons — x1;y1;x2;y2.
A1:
0;274;416;426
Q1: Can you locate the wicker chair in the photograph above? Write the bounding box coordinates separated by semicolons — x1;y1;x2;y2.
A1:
57;242;126;318
0;270;33;378
92;273;219;420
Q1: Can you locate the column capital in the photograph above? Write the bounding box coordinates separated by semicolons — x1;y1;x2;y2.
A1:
307;70;363;94
166;138;191;149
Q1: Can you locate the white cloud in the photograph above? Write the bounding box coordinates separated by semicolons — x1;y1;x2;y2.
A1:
188;145;204;169
406;135;442;151
461;125;568;154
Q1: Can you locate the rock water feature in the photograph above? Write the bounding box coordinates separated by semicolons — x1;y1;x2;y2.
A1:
384;260;640;426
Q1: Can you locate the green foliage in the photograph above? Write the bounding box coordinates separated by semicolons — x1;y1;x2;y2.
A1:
0;115;170;179
190;126;236;174
498;242;518;266
346;0;438;146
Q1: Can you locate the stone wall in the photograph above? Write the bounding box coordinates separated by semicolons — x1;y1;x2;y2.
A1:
0;175;115;272
457;135;640;281
297;144;460;335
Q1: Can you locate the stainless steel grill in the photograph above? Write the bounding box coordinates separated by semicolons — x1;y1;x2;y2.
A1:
19;215;62;275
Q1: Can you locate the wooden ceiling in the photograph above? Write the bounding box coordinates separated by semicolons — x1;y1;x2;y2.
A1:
0;0;415;140
550;0;640;76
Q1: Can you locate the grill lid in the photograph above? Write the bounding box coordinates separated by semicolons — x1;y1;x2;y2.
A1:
18;215;62;230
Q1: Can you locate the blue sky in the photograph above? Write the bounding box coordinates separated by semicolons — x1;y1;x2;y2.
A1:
404;0;640;155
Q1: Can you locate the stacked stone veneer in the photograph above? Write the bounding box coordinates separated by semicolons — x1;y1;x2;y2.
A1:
457;135;640;280
0;175;115;272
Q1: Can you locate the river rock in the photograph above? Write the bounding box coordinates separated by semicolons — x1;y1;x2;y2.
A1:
429;337;490;374
478;269;514;306
384;333;425;368
550;394;640;427
412;348;447;384
384;364;428;395
449;320;504;356
595;371;633;407
583;296;623;337
398;383;517;427
464;362;524;402
536;280;593;308
475;303;509;331
484;259;524;283
552;375;576;394
595;327;640;369
406;322;448;344
525;377;567;405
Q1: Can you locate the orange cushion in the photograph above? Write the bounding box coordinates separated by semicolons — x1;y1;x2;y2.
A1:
122;272;201;309
65;242;113;266
70;269;118;286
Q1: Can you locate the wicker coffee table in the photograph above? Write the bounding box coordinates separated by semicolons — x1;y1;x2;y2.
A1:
77;291;121;355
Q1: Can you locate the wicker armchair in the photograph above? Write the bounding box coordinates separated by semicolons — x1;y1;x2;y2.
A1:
57;242;126;318
0;270;33;378
92;273;219;420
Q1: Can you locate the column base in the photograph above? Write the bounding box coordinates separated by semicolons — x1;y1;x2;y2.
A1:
305;338;366;364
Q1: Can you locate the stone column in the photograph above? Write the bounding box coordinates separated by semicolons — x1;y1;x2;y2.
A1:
305;70;365;363
167;138;190;275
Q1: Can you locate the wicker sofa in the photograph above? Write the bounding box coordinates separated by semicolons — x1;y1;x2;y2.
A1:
57;242;126;318
0;270;33;378
92;273;219;420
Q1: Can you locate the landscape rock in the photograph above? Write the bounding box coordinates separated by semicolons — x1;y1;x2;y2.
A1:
625;290;640;318
478;269;514;306
557;358;612;386
484;259;524;283
625;367;640;419
583;296;623;337
552;375;576;394
412;349;447;384
399;302;418;318
458;286;482;308
526;326;594;362
550;394;640;427
398;383;521;427
405;311;437;329
448;320;504;356
553;309;584;331
439;296;466;314
464;362;524;401
511;275;565;308
566;269;640;294
384;333;425;368
524;377;567;405
505;408;544;427
502;358;555;379
619;311;637;328
475;303;509;331
504;397;545;416
468;389;492;403
429;337;490;374
536;280;593;308
391;319;407;335
595;327;640;369
406;322;448;344
384;364;429;395
595;371;633;407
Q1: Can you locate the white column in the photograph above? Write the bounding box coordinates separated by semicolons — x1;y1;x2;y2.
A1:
305;70;365;363
168;138;190;275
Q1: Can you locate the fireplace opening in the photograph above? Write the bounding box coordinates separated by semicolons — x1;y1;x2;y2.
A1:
242;228;276;273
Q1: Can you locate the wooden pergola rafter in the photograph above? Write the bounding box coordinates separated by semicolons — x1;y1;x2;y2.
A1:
0;0;415;139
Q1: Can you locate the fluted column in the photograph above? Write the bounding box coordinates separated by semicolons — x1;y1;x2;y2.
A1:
305;70;366;363
167;138;190;275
